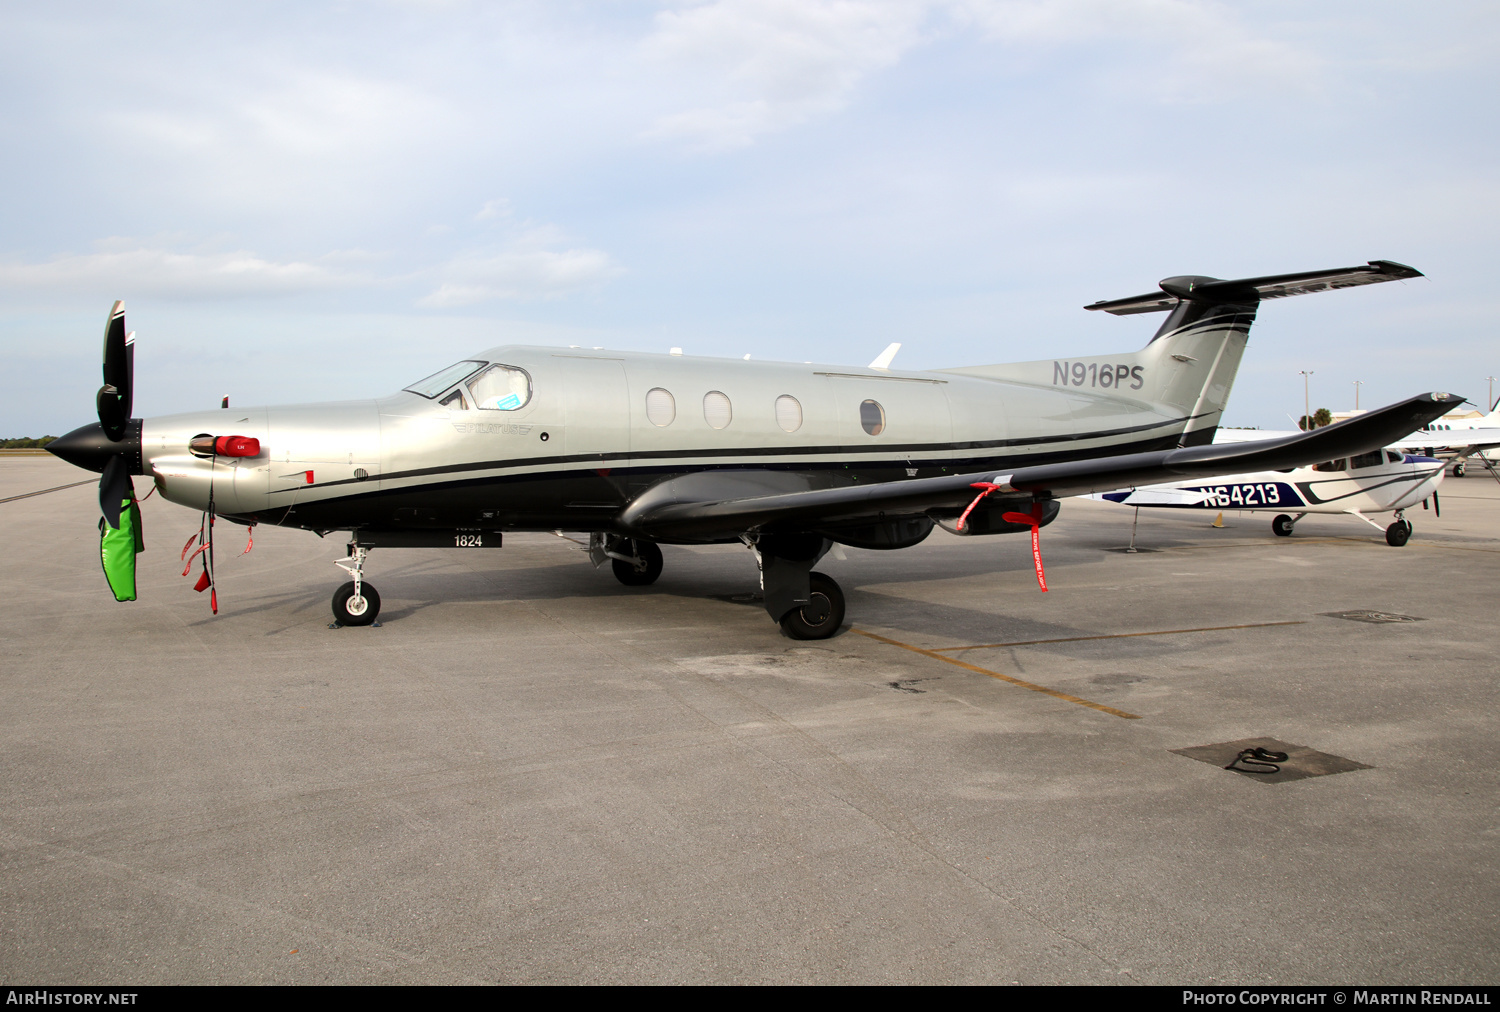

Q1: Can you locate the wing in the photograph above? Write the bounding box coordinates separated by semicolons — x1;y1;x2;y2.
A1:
621;392;1463;540
1386;427;1500;454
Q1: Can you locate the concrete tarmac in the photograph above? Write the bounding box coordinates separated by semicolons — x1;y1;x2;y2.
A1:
1;456;1497;985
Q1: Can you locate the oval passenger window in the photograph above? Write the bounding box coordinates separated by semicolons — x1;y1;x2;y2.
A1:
646;387;676;427
703;391;732;429
860;399;885;436
775;395;802;433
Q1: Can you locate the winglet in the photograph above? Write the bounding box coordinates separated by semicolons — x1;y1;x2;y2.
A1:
868;343;901;370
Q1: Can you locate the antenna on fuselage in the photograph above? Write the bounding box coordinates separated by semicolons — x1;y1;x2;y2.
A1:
869;343;901;370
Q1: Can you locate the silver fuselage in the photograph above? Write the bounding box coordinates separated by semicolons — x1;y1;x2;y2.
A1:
140;337;1239;540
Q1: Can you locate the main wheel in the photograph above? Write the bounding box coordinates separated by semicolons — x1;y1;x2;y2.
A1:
1454;461;1466;477
1385;521;1411;547
1271;514;1296;537
779;572;846;640
611;539;664;586
332;581;381;625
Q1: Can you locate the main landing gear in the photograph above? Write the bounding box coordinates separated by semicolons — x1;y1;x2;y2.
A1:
778;571;846;640
332;544;381;625
591;534;664;586
588;532;845;639
755;533;846;640
1271;513;1304;537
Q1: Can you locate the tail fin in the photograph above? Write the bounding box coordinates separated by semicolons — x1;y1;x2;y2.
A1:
1086;260;1422;446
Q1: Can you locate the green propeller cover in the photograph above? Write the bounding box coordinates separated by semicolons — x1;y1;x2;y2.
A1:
99;498;144;602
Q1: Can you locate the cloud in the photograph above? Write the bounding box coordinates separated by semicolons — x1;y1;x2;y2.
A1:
951;0;1325;100
0;246;360;300
642;0;933;149
0;219;623;308
640;0;1326;151
418;248;623;307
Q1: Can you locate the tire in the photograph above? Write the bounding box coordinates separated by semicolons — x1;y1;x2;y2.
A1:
1385;522;1411;547
779;572;846;640
332;581;380;625
1271;514;1295;537
1453;462;1466;477
611;539;664;586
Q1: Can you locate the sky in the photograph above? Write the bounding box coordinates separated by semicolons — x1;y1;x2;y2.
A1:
2;0;1497;436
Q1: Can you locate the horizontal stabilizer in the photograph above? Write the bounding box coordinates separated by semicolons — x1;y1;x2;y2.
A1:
621;392;1462;540
1086;260;1423;315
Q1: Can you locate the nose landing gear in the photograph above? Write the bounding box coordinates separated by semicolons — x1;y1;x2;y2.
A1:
1385;514;1413;547
332;543;381;625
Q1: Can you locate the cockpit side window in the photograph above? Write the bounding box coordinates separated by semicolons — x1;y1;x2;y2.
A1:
1385;450;1404;464
1349;450;1384;470
467;364;532;411
404;360;487;398
1312;459;1347;472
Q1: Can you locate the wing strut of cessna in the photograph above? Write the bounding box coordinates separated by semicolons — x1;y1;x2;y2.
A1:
49;259;1461;638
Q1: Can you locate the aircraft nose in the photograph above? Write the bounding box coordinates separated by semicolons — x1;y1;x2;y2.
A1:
47;420;143;475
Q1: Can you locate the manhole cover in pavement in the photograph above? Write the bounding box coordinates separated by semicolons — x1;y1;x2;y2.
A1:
1170;737;1373;784
1320;610;1424;624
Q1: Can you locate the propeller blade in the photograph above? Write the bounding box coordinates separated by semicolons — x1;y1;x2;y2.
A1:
97;302;132;441
1433;490;1440;518
99;453;132;529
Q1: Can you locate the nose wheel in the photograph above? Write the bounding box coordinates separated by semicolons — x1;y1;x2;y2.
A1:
333;581;381;625
332;543;381;625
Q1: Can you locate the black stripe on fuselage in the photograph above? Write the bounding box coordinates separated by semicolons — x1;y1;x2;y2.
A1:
1293;466;1444;507
278;412;1199;494
244;429;1192;535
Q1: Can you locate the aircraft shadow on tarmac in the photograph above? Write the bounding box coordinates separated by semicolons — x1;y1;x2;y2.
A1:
189;535;1282;668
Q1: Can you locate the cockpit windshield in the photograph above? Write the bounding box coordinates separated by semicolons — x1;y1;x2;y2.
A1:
404;360;487;399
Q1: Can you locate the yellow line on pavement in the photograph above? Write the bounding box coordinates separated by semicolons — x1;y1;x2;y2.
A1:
928;620;1306;652
851;628;1142;720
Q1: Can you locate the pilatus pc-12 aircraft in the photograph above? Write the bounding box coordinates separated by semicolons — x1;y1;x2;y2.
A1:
49;259;1459;639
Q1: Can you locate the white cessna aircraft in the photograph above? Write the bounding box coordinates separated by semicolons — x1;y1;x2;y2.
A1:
1399;404;1500;476
1087;444;1446;546
48;259;1461;637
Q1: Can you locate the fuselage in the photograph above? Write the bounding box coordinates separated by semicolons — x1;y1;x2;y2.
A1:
132;344;1215;540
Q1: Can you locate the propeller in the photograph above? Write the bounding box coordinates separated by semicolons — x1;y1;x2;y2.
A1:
97;301;133;441
48;302;144;529
46;303;147;602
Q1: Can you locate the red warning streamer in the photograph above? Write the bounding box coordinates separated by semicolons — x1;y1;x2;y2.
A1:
957;482;1048;593
956;482;1004;532
1001;502;1049;593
